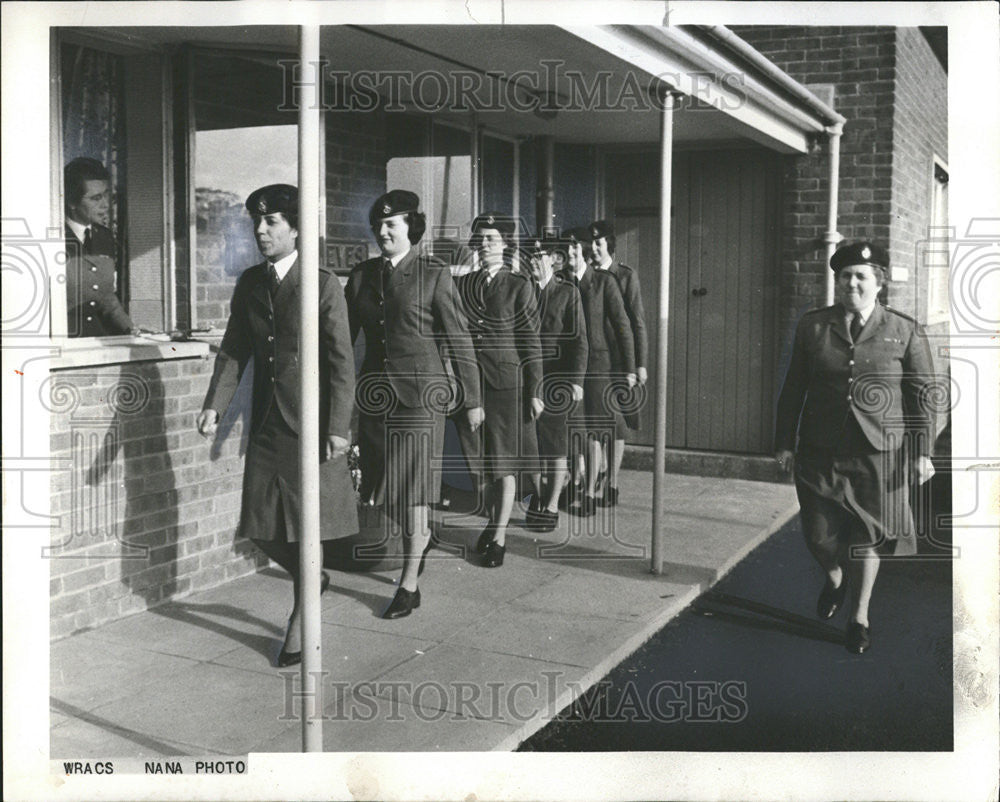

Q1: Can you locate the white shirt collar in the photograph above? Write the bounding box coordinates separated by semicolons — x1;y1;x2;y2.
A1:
387;246;410;268
596;257;613;271
538;271;553;290
850;302;877;325
67;218;89;244
269;250;297;281
573;263;587;282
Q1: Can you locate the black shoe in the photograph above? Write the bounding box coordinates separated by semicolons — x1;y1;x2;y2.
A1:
816;576;848;620
579;495;597;517
276;646;301;668
484;540;506;568
845;621;871;654
476;523;496;554
537;510;558;533
559;482;582;511
383;586;421;619
598;486;619;507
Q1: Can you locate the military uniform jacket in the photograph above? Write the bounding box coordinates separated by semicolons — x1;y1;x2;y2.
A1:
345;249;481;412
456;268;543;398
570;266;636;376
774;303;936;456
203;258;355;438
64;224;134;337
537;275;588;386
605;262;648;370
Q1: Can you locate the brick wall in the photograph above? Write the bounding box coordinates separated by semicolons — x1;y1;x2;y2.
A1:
732;26;899;333
49;355;263;640
888;27;948;317
325;108;388;259
733;26;947;326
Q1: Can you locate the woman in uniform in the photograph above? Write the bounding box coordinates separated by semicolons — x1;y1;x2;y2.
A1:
456;213;544;566
525;234;587;532
775;241;937;654
345;190;483;619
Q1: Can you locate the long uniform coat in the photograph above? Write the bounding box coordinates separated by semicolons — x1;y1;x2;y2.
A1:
203;258;358;543
344;249;481;507
455;267;543;479
64;224;134;337
569;265;635;435
604;261;648;430
774;302;936;553
535;274;589;456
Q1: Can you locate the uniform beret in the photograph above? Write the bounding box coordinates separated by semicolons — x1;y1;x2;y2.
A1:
830;241;889;272
369;190;420;224
589;219;614;240
245;184;297;217
470;211;516;236
563;226;592;243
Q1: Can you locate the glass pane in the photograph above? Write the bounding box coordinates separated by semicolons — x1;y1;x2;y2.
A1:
60;42;129;337
192;52;297;331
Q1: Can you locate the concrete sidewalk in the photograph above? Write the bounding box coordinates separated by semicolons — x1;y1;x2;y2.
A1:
50;471;797;755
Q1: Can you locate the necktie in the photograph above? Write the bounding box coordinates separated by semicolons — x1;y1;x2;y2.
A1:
850;313;863;343
268;264;281;296
83;227;93;255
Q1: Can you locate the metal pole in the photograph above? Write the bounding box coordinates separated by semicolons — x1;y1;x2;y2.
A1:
297;24;323;753
652;91;676;575
823;123;843;306
536;135;554;234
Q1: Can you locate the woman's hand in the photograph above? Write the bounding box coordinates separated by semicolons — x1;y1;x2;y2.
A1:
325;435;350;461
775;449;794;473
196;409;219;437
571;383;584;402
466;406;485;432
530;397;545;420
915;455;935;485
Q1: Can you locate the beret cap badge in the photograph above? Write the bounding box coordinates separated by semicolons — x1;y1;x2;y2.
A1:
861;246;871;260
257;200;268;214
486;215;495;225
382;204;391;215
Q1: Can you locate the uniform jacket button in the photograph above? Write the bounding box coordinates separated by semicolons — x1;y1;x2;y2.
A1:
89;300;96;306
92;284;100;290
268;335;274;342
90;266;97;272
268;356;274;362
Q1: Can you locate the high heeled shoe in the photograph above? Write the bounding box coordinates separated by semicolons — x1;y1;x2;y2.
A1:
476;523;497;555
483;540;506;568
277;573;331;668
382;586;421;619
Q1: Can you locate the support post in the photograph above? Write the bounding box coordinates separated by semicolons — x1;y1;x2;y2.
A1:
297;24;323;753
652;91;676;575
536;135;554;234
823;123;843;305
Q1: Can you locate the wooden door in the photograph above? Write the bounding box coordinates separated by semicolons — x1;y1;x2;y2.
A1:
605;149;781;454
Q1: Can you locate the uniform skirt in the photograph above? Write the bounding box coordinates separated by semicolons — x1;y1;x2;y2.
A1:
459;384;538;481
240;407;359;543
358;400;446;514
794;441;917;557
576;375;627;441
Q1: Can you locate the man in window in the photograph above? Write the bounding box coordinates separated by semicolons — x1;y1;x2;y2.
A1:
63;157;138;337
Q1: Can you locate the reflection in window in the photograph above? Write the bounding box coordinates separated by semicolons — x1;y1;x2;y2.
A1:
192;52;297;330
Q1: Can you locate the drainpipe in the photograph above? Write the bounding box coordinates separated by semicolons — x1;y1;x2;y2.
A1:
652;90;678;575
297;24;323;753
823;122;844;306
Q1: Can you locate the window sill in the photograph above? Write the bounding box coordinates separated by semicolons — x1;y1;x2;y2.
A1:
49;335;213;371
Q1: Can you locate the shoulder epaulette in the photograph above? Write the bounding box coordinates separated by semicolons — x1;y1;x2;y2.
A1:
882;305;918;324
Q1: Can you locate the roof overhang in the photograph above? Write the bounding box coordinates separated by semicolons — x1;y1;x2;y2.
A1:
66;23;835;153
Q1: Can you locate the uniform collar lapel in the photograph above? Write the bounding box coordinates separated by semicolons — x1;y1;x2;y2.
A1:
831;303;852;345
250;262;271;312
855;303;883;345
274;256;299;302
388;248;416;291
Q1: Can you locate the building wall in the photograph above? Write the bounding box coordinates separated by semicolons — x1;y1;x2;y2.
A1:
888;27;948;318
733;25;947;329
732;26;899;334
49;355;263;640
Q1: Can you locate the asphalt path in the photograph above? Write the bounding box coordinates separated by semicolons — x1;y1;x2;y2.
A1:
521;485;953;752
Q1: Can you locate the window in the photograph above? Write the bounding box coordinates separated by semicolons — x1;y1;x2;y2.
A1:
189;50;299;331
54;31;171;341
925;159;949;324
